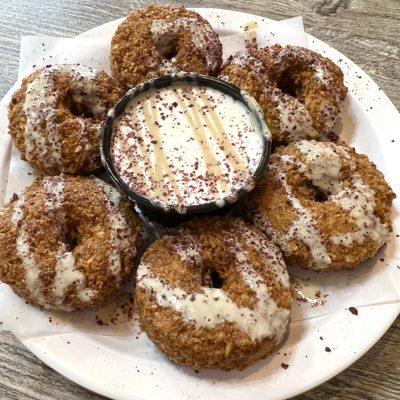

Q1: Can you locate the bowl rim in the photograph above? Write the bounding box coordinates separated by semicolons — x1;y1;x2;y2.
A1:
100;72;271;216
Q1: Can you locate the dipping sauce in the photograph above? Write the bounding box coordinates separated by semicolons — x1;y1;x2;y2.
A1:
110;81;266;213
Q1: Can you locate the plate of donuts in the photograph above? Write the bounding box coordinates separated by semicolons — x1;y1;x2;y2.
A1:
0;5;399;400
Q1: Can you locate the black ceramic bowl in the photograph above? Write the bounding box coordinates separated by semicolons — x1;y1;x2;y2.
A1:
101;72;271;222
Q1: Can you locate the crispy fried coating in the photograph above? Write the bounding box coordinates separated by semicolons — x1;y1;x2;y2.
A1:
110;5;222;88
0;176;142;310
136;217;292;370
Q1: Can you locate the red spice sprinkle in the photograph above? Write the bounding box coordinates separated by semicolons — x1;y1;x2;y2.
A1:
348;307;358;315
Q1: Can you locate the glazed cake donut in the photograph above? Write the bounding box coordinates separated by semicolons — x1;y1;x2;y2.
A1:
0;175;142;311
110;5;223;88
251;140;395;271
135;217;292;371
8;64;124;175
220;45;347;143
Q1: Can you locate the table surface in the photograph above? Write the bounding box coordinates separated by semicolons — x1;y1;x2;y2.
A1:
0;0;399;399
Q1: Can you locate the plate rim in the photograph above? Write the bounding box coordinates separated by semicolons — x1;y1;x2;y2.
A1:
1;6;399;400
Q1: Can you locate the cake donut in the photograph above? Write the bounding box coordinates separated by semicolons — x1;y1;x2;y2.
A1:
110;5;223;88
220;45;347;143
0;175;142;311
135;217;292;371
251;140;395;271
8;64;124;175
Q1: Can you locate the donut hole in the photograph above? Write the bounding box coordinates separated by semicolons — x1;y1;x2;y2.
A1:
64;225;79;251
64;89;104;119
201;266;224;289
308;183;329;202
276;72;302;99
67;98;95;118
155;32;179;60
210;269;223;289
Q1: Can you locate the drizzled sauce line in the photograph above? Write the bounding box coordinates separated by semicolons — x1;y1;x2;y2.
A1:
143;99;180;201
127;109;152;195
174;91;223;194
198;92;246;171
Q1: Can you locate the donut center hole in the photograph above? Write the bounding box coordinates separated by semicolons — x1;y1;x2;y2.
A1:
155;32;178;60
276;73;300;98
210;270;223;289
64;226;79;251
202;267;224;289
309;184;329;202
65;89;104;119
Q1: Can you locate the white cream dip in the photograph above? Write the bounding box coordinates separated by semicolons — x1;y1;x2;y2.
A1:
111;82;266;213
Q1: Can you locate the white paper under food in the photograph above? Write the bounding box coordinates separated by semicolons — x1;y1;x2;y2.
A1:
18;36;112;80
0;15;399;341
220;16;308;61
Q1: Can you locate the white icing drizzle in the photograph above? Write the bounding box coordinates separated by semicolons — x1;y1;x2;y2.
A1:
23;76;54;165
150;17;220;72
43;176;93;311
256;140;390;270
137;226;290;343
96;179;134;283
52;252;93;311
274;92;320;141
277;166;332;269
11;195;48;307
43;175;65;209
329;179;390;247
293;140;345;194
22;64;105;170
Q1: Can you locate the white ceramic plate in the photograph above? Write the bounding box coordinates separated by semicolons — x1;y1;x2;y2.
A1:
1;8;400;400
